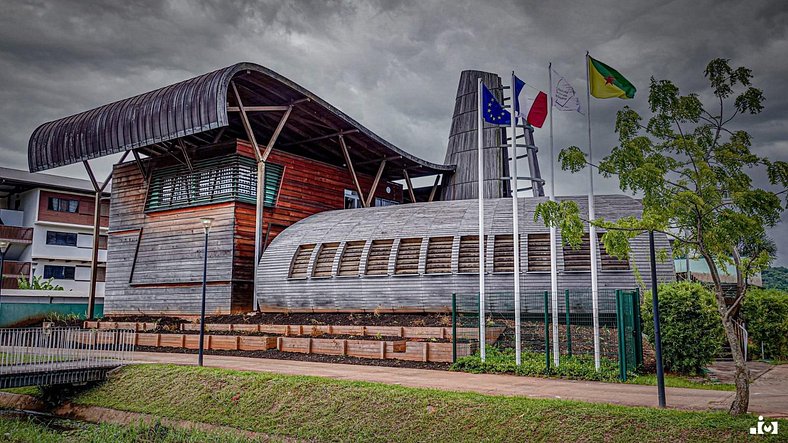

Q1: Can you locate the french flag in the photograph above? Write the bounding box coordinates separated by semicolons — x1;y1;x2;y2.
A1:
513;75;548;128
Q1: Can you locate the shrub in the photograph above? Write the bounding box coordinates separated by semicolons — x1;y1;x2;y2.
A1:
640;281;724;375
742;288;788;360
450;346;624;382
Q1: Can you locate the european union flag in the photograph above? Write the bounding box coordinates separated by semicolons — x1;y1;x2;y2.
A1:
482;84;510;125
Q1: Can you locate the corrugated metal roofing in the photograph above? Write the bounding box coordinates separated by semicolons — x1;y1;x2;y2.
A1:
28;62;454;176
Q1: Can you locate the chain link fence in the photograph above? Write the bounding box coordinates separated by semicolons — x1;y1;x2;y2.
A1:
451;288;643;379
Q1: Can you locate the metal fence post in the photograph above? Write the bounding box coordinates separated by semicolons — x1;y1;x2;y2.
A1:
615;289;626;381
452;293;457;363
564;289;572;357
544;290;550;371
634;288;643;367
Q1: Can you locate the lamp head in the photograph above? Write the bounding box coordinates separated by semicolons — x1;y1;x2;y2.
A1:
200;218;214;233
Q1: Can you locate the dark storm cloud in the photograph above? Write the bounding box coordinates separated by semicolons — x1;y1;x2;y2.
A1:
0;0;786;262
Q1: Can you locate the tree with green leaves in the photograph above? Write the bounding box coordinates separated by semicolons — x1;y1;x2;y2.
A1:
535;59;787;414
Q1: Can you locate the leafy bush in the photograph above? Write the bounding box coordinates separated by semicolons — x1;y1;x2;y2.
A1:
17;275;64;291
450;346;624;382
742;288;788;360
640;281;724;375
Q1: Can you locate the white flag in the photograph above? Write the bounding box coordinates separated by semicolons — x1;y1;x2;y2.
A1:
551;70;584;114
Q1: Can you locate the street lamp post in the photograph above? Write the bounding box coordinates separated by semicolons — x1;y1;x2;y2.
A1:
0;240;10;304
197;218;213;367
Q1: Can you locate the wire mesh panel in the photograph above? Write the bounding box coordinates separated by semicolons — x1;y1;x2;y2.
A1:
0;327;136;388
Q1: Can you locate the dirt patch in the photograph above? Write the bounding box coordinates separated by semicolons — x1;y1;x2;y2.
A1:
153;329;456;343
199;312;454;327
134;345;452;370
98;316;187;332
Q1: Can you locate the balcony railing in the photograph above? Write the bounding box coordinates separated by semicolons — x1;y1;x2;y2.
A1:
1;261;31;290
0;226;33;244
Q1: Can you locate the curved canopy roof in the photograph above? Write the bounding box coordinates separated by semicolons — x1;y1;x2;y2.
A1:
28;62;453;179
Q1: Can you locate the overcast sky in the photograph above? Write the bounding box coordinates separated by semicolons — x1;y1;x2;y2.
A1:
1;0;786;264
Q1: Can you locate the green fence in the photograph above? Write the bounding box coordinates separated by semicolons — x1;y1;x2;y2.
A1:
0;303;103;327
451;288;643;380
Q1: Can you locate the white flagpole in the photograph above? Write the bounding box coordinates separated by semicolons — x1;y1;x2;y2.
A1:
510;72;522;366
548;63;560;367
477;77;486;362
585;52;601;371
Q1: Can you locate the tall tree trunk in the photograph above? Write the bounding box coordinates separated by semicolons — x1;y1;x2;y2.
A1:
702;253;749;414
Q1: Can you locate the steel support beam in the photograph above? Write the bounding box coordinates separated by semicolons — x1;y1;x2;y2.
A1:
280;129;359;147
427;175;441;202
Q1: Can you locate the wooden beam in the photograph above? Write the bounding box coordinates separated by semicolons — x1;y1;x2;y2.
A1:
338;135;366;208
356;155;401;166
177;139;193;173
364;160;386;208
228;105;290;112
280;129;359;147
428;174;441;202
261;106;293;162
403;169;416;204
231;81;263;162
132;150;147;180
212;127;226;144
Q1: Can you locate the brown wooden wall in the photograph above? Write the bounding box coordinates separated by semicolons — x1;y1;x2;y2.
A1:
38;190;109;227
106;140;404;316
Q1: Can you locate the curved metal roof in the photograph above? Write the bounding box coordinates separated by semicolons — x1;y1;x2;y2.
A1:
28;62;454;176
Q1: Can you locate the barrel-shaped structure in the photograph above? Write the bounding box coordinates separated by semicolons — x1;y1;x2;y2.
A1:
256;195;675;312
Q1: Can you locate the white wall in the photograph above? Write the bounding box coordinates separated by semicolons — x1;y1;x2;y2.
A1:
30;259;105;296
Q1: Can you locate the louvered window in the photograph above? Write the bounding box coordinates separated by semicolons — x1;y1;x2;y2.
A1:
563;234;592;271
365;239;393;276
289;244;315;279
493;235;517;273
425;237;453;274
338;241;365;276
527;233;551;272
395;238;422;275
458;235;486;274
312;243;339;278
598;233;630;270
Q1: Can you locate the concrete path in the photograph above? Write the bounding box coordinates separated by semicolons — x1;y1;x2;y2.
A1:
132;352;742;413
749;364;788;418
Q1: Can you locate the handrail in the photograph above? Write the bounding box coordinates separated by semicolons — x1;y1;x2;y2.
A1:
732;318;748;362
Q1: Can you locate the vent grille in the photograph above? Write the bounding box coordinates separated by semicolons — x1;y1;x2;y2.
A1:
395;238;423;275
425;237;453;274
289;244;315;278
563;234;592;271
338;241;365;276
312;243;339;278
527;233;551;272
458;235;486;274
493;235;515;273
365;239;393;276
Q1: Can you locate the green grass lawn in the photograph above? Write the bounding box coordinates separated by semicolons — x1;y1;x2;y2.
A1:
627;374;736;391
61;364;785;442
0;414;280;443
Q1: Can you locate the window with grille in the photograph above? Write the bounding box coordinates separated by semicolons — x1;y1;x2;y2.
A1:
493;235;517;273
395;238;422;275
458;235;486;274
338;241;365;276
598;233;630;270
563;234;592;271
527;233;551;272
365;239;393;276
289;244;315;279
425;236;453;274
312;243;339;278
146;154;284;212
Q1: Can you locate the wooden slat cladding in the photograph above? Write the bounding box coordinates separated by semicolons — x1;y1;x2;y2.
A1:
338;241;365;276
598;233;630;270
493;234;515;273
425;236;453;274
458;235;486;274
395;238;422;275
312;243;339;278
527;233;551;272
365;240;393;276
289;244;315;279
563;234;592;271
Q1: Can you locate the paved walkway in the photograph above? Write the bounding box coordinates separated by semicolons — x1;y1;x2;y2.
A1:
131;352;787;417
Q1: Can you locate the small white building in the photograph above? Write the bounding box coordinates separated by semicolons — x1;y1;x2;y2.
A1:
0;167;109;297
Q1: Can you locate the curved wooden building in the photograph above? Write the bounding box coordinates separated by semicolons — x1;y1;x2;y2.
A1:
256;195;675;312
